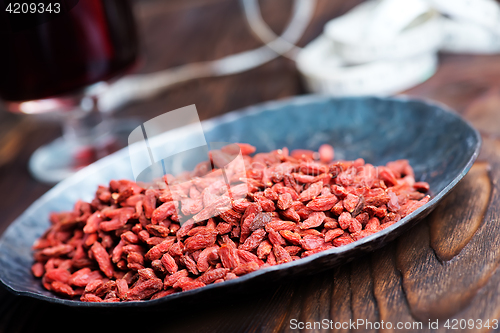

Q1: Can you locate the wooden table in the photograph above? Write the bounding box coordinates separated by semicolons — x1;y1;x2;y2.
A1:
1;0;500;332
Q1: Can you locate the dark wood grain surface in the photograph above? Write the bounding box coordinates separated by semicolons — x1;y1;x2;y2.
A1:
1;0;500;332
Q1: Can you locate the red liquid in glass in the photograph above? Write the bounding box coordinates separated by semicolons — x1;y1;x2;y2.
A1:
0;0;138;102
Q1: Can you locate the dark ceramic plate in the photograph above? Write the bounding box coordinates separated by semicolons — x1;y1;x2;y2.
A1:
0;96;481;308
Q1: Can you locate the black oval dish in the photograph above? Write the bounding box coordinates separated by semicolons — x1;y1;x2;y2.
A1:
0;96;481;308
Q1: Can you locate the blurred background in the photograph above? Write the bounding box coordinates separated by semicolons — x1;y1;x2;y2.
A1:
1;0;500;235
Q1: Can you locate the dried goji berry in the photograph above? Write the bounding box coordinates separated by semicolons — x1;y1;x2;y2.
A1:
91;242;114;278
325;229;344;242
233;262;259;276
239;228;267;251
298;181;323;202
268;229;286;247
306;195;338;211
279;230;302;245
197;268;229;284
257;240;273;260
33;144;429;302
300;212;326;229
184;229;217;252
219;245;240;269
161;253;178;274
126;278;163;301
273;245;292;264
300;235;328;251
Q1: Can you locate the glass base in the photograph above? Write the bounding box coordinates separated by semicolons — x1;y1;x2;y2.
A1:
29;118;139;184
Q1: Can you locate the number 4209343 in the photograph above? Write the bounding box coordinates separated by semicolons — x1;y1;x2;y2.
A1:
444;319;498;330
5;2;61;14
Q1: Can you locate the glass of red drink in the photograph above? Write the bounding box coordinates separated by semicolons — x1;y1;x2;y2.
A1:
0;0;139;182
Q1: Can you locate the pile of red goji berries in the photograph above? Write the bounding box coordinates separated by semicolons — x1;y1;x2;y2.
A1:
31;143;429;302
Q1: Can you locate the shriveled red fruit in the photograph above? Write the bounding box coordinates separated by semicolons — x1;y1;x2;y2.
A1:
239;228;266;251
318;144;334;163
91;242;114;278
145;237;176;261
184;229;217;252
325;229;344;243
298;181;323;202
300;212;326;229
219;245;240;269
300;235;328;251
126;278;163;301
160;253;178;274
68;268;102;287
307;195;338;211
277;193;293;210
233;262;259;276
257;240;273;260
164;270;189;288
273;245;292;264
32;144;429;302
198;268;229;284
280;230;302;245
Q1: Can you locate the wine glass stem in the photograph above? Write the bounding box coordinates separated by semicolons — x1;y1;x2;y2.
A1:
61;102;113;166
62;109;94;146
